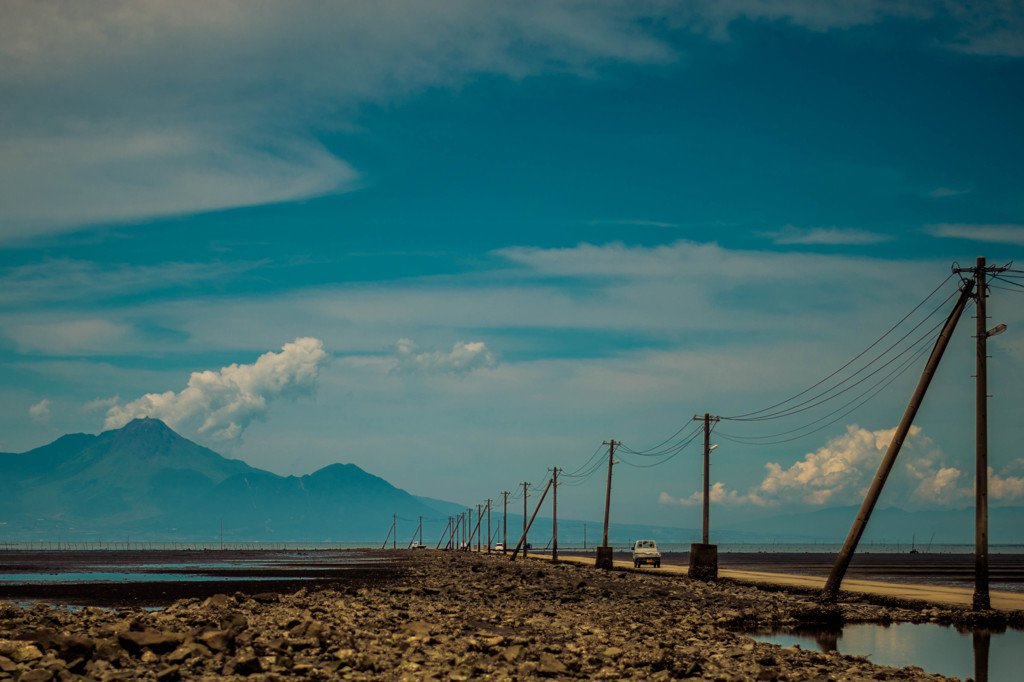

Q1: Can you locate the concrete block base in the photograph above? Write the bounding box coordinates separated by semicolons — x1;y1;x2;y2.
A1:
595;545;614;569
689;543;718;581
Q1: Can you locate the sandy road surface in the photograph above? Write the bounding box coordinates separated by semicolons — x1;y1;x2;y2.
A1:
534;552;1024;611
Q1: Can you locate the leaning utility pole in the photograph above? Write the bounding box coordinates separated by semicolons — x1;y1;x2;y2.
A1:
550;467;561;564
511;478;553;561
486;499;492;554
596;440;620;569
689;413;720;579
822;276;976;602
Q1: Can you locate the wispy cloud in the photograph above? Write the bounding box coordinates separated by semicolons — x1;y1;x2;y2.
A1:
0;1;675;240
29;399;51;424
925;223;1024;245
104;337;329;441
393;339;498;376
761;225;895;246
0;258;268;307
588;219;680;229
928;187;972;198
7;319;134;356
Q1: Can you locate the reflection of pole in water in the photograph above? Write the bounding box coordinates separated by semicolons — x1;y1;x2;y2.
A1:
973;630;990;682
813;630;840;653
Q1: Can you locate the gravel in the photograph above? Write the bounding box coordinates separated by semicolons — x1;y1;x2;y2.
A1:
0;550;981;681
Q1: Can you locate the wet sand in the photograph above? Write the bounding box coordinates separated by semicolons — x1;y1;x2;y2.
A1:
0;549;408;608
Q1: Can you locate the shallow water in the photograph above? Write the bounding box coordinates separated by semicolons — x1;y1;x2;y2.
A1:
749;622;1024;682
0;572;312;583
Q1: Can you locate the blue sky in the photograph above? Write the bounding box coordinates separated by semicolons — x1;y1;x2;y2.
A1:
2;1;1023;530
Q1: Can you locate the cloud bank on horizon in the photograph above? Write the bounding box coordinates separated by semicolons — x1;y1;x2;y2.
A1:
104;337;329;441
660;425;1024;509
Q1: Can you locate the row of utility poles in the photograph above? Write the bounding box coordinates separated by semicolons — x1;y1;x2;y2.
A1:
388;258;1005;612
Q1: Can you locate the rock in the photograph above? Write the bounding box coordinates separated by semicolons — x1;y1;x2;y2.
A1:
116;630;185;655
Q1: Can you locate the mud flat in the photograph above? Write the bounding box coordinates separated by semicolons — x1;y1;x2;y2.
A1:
0;550;1003;680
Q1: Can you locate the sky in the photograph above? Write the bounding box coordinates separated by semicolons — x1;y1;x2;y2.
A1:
2;0;1024;532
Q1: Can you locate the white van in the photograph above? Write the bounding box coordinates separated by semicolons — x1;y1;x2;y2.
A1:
632;539;661;568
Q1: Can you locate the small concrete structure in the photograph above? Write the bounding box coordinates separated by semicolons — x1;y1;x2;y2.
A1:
689;543;718;580
595;545;614;569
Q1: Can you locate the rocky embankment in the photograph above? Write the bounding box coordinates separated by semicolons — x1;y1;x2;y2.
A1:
0;551;972;681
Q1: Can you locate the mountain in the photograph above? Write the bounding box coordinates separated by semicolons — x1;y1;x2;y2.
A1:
0;418;454;543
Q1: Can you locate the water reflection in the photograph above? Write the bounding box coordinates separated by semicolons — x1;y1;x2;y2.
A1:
748;622;1021;682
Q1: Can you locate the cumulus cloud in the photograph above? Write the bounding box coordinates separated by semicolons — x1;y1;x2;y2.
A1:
393;339;498;376
761;225;895;246
104;337;329;441
925;224;1024;245
659;424;1024;511
29;399;51;423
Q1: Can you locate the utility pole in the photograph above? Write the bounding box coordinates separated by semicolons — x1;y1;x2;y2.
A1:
596;440;619;569
501;491;510;553
550;467;561;563
476;504;482;551
822;276;976;601
486;499;492;554
468;508;474;549
522;482;530;553
966;256;1008;610
689;413;720;579
393;514;397;549
511;478;553;561
418;516;423;547
975;256;990;610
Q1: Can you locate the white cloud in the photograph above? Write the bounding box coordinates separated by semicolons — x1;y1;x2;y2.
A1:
4;1;1021;240
761;225;895;246
104;337;329;441
29;399;51;423
0;1;674;240
393;339;498;376
925;224;1024;245
658;424;1017;510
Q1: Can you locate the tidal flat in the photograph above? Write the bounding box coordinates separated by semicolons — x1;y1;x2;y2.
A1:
0;550;1010;680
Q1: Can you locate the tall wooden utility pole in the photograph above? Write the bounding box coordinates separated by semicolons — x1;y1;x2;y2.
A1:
596;440;619;569
822;276;976;602
550;467;561;563
975;255;991;610
522;482;530;552
476;504;482;552
691;412;720;544
501;491;509;553
486;499;492;553
967;256;1008;610
689;413;720;580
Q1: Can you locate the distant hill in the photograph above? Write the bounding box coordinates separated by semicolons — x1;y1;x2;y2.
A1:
0;418;454;543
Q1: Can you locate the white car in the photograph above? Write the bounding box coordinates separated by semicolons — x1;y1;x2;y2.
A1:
632;539;661;568
493;542;504;552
